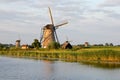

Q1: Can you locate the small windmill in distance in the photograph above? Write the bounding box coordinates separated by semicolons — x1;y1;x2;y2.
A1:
15;34;21;48
40;7;68;48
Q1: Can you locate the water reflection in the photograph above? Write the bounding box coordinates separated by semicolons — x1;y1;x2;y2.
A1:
42;60;55;80
0;56;120;80
80;61;120;69
8;55;120;69
28;57;120;69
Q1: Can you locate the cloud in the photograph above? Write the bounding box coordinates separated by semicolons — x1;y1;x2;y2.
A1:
86;8;120;20
0;0;18;3
0;0;26;4
0;0;120;45
100;0;120;7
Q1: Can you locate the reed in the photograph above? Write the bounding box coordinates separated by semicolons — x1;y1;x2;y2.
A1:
0;47;120;63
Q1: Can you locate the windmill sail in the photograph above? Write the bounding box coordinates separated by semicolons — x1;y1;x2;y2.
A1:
55;21;68;28
54;30;59;43
40;28;43;43
48;7;54;25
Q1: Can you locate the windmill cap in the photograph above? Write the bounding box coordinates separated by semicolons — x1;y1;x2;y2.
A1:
44;24;54;29
16;40;20;42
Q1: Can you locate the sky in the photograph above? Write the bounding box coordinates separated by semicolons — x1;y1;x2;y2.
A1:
0;0;120;45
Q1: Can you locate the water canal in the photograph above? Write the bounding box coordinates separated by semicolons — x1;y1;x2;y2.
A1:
0;56;120;80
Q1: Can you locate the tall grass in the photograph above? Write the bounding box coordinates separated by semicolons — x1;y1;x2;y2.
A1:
0;47;120;63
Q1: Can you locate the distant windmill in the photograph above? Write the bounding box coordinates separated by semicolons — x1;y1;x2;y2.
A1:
15;34;21;48
40;7;68;48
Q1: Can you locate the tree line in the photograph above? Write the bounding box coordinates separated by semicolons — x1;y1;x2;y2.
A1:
0;39;120;50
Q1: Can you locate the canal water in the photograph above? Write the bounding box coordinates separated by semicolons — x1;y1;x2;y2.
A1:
0;56;120;80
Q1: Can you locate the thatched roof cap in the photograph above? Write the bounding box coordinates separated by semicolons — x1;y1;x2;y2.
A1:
16;40;20;42
44;24;54;29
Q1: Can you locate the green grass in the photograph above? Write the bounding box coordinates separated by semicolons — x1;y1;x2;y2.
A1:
0;46;120;63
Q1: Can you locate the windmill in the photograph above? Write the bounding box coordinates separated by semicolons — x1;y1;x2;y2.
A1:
40;7;68;48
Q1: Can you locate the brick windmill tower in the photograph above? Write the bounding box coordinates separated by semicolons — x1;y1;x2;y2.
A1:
40;7;68;48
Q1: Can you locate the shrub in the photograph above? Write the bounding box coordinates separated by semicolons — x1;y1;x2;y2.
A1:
48;42;60;49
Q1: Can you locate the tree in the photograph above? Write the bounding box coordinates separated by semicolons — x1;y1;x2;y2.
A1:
0;43;4;49
110;43;114;46
105;43;109;46
105;43;114;46
32;39;41;49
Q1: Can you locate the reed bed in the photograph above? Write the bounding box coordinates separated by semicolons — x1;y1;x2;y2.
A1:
0;47;120;63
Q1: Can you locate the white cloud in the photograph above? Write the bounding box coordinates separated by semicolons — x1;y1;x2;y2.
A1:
0;0;120;45
0;0;20;3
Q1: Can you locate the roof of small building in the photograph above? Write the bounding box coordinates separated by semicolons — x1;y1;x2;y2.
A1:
62;41;72;49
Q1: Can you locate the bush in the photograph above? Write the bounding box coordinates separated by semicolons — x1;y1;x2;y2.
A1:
48;42;60;49
32;39;41;49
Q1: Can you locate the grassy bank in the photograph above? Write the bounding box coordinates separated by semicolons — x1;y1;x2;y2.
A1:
0;47;120;63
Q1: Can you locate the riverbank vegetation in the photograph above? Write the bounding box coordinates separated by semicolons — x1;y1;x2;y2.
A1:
0;46;120;63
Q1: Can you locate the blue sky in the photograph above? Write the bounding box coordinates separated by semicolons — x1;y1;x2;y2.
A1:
0;0;120;45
